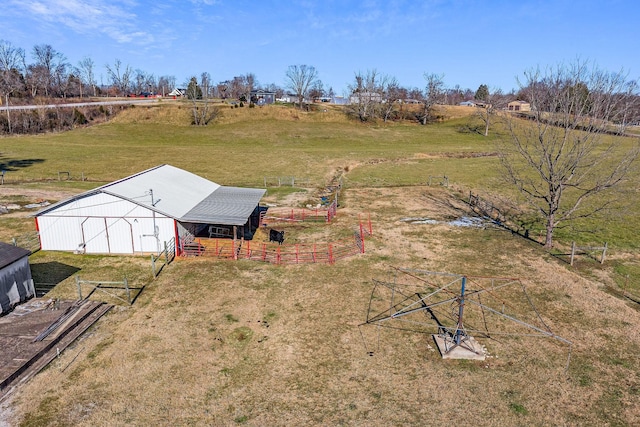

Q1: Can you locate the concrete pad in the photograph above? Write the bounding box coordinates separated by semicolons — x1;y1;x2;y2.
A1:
432;334;486;360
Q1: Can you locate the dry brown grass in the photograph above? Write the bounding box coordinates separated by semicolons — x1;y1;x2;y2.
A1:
110;102;193;126
2;105;638;425
110;101;353;127
108;102;477;128
4;185;640;426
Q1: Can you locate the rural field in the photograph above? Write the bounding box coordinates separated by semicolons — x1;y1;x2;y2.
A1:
1;103;640;426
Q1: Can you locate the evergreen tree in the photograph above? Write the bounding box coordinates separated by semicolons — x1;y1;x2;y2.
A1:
475;84;489;101
186;77;202;100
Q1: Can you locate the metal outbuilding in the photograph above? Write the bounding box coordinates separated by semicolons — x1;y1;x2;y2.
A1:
33;165;266;256
0;242;35;314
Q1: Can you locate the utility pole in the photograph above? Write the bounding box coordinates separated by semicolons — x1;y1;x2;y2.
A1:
5;94;11;134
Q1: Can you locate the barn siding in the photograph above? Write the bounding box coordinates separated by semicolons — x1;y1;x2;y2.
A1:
0;257;35;314
38;193;176;254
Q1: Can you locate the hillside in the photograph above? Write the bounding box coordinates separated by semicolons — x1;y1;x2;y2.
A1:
1;104;639;426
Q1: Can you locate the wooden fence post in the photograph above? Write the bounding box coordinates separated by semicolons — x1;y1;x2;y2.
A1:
124;277;131;304
570;241;576;266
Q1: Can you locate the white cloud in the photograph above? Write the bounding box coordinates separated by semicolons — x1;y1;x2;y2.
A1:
189;0;221;5
8;0;155;46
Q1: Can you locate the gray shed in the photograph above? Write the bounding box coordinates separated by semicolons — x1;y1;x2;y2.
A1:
0;242;35;314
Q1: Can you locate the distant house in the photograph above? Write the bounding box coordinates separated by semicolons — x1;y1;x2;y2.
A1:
250;90;276;105
349;92;383;105
507;100;531;112
168;88;186;97
0;242;35;315
331;96;349;105
460;100;491;108
285;94;302;104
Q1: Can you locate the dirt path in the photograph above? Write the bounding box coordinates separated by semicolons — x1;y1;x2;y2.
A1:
0;186;77;201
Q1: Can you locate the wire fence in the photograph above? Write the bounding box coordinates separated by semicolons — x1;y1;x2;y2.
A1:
11;231;40;254
0;170;93;184
263;176;312;187
151;238;176;278
261;200;338;224
75;275;143;306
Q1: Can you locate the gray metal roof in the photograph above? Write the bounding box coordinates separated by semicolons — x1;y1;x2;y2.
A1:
0;242;30;270
180;186;266;225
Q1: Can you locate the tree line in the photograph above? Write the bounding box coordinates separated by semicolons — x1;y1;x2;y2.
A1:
0;40;517;115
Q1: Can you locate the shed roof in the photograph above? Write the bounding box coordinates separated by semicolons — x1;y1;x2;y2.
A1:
181;186;266;225
35;165;265;225
0;242;30;270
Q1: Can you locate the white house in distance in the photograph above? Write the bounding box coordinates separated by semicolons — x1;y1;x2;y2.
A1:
33;165;266;256
0;242;35;315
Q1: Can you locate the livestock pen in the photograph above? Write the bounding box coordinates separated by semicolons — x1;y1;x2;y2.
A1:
178;216;372;265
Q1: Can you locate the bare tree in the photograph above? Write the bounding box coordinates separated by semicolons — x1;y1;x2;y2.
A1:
285;64;319;109
157;75;175;96
244;73;256;102
308;80;324;102
380;76;402;122
263;82;284;99
418;73;446;125
186;75;220;125
52;61;71;97
217;81;229;99
31;44;67;96
105;59;133;96
77;56;96;97
446;85;467;105
200;72;211;98
348;70;382;121
499;61;640;248
229;75;247;100
0;40;25;133
475;85;504;136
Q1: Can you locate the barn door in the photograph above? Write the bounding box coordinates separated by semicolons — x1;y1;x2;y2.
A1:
81;217;135;254
81;218;110;253
106;218;134;254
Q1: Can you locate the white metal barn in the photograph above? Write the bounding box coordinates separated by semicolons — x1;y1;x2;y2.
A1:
34;165;266;256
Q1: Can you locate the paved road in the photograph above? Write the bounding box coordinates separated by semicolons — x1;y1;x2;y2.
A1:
1;98;174;111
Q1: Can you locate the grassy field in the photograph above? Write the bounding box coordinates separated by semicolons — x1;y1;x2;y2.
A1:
1;103;640;426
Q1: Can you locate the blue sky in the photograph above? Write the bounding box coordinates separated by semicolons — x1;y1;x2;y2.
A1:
2;0;638;95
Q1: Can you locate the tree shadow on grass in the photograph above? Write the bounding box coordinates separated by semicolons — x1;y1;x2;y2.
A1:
0;157;45;172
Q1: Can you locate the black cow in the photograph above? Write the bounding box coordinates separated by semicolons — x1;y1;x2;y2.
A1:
269;229;285;245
